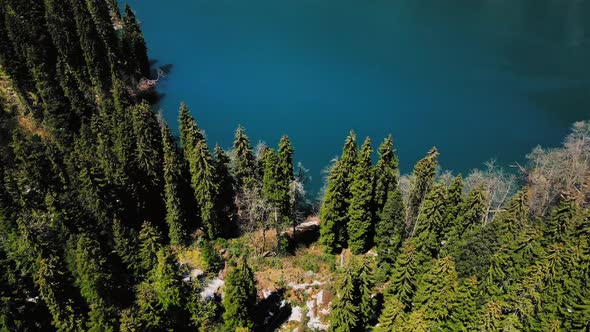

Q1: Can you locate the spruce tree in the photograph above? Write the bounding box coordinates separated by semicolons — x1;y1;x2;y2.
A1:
451;186;487;240
357;257;376;327
403;308;428;332
480;300;504;332
178;103;204;158
544;199;577;244
385;241;417;308
214;145;238;238
138;221;163;273
222;257;257;331
122;4;150;79
411;182;447;261
232;126;257;189
320;161;349;253
448;276;480;331
376;298;405;332
161;124;190;245
414;256;459;326
443;174;463;238
372;135;399;213
406;148;439;231
347;137;374;254
191;139;219;239
328;265;359;332
278;135;294;226
375;189;405;265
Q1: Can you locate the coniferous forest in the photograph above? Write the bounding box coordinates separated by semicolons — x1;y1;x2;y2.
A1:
0;0;589;331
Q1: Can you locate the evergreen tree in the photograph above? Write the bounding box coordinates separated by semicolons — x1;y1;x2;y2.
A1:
414;256;459;327
451;186;487;240
495;189;529;245
372;135;399;213
375;189;406;265
328;265;359;332
376;298;405;332
411;182;447;261
222;257;257;331
347;137;374;254
138;221;162;273
277;135;295;226
356;257;376;327
232;126;258;189
406;148;439;232
178;103;204;158
122;4;150;79
190;139;219;239
320;161;349;253
544;199;577;244
403;308;428;332
214;145;238;238
385;241;417;308
161;124;190;245
448;276;479;331
480;300;504;332
443;174;463;237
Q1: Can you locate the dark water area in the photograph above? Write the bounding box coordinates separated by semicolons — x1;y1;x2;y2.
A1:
123;0;590;194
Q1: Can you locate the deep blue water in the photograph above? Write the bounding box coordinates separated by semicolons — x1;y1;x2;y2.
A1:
123;0;590;193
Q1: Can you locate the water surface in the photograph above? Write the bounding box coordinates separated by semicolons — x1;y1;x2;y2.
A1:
124;0;590;193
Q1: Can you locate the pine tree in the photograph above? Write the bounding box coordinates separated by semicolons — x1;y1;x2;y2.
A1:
376;298;405;332
411;182;447;261
347;137;374;254
222;257;257;331
375;189;405;265
406;148;439;231
372;135;399;213
320;161;349;253
122;4;150;79
328;265;360;332
214;145;238;238
232;126;257;189
385;241;417;308
414;256;459;326
191;139;219;239
161;124;190;245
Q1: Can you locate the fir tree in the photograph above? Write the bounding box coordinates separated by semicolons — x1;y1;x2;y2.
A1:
277;135;295;226
320;161;349;253
451;186;487;239
403;308;428;332
178;103;204;158
544;199;577;244
480;300;504;332
372;135;399;213
375;189;406;265
443;174;463;238
347;137;374;254
222;257;257;331
406;147;439;231
385;241;417;308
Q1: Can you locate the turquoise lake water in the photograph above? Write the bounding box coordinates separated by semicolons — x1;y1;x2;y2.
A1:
123;0;590;193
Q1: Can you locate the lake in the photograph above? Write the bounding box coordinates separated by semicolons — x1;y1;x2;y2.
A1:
123;0;590;194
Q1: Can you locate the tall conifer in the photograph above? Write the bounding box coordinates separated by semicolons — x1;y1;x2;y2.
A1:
348;137;374;254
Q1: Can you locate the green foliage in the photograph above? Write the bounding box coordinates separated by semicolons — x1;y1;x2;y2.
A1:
122;4;150;79
214;145;238;238
347;137;374;254
412;182;447;261
406;147;438;230
320;161;349;253
414;256;459;326
222;257;257;331
372;135;399;214
375;189;405;265
328;264;359;332
376;298;405;331
138;221;163;273
232;126;257;188
385;241;417;307
191;139;219;239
